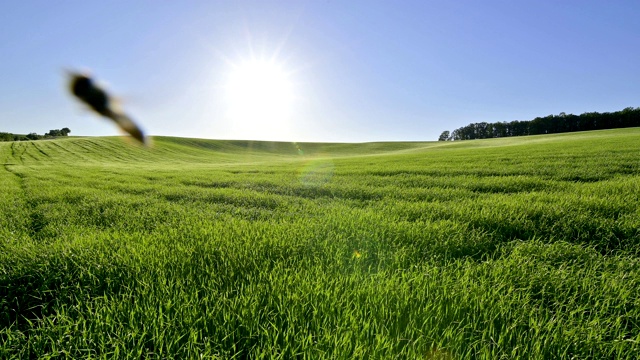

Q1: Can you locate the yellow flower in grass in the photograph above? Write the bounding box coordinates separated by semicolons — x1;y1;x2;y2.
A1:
353;250;362;259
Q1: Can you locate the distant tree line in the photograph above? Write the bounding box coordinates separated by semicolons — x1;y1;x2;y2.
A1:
0;128;71;142
439;107;640;141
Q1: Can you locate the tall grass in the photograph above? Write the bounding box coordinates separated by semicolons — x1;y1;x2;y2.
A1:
1;128;639;358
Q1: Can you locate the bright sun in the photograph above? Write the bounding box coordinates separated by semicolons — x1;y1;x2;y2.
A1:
225;59;294;140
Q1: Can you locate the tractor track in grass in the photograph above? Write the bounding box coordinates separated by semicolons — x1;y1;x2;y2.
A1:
0;143;44;240
31;141;51;158
9;142;24;165
0;144;29;240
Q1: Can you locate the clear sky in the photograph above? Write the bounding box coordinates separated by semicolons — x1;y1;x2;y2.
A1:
1;1;639;142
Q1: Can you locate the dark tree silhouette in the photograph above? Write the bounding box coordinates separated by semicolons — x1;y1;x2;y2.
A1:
1;128;71;142
438;131;451;141
443;107;640;141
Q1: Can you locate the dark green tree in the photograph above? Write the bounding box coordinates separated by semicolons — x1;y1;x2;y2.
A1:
438;131;450;141
0;132;13;141
442;106;640;141
45;128;71;137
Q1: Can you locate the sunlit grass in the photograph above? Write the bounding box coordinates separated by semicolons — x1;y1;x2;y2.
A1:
1;128;640;358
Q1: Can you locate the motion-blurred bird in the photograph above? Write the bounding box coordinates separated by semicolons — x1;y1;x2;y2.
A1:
68;72;146;145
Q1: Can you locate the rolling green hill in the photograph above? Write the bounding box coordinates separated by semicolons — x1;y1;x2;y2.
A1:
1;128;640;358
1;136;435;166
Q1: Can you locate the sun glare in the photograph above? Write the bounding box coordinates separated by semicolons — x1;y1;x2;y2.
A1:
225;59;295;140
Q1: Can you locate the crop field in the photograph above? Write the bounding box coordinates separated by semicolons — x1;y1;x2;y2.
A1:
1;128;640;358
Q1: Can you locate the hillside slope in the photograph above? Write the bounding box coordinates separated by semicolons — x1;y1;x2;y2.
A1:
2;127;638;166
1;128;640;358
0;136;435;167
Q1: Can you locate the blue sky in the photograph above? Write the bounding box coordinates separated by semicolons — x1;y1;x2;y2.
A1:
1;1;638;142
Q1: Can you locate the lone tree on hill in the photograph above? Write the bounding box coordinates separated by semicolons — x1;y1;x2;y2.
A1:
438;131;451;141
45;128;71;137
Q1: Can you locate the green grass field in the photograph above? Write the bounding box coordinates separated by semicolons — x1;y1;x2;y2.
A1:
1;128;639;358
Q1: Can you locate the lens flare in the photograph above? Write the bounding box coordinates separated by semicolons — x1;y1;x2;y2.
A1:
298;157;335;187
